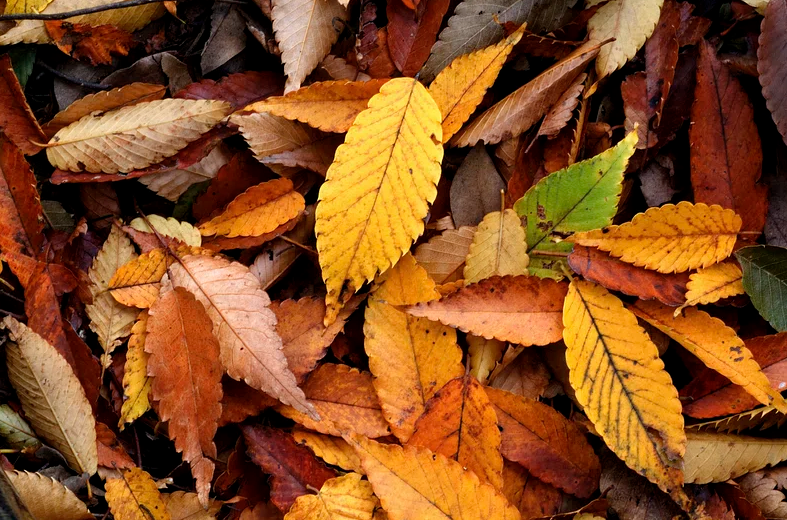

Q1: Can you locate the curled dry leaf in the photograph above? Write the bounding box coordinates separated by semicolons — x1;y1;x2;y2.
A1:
105;467;171;520
2;317;97;476
46;99;232;174
316;78;443;325
6;470;93;520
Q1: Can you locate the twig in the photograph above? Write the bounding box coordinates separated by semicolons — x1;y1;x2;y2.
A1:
0;0;170;20
279;235;317;255
37;62;108;90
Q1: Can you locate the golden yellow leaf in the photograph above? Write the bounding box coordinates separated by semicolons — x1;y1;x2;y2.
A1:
130;215;202;247
245;79;388;133
464;209;529;283
86;225;138;363
2;317;97;475
363;254;463;442
198;178;305;238
428;24;525;143
631;300;787;413
283;473;377;520
120;311;151;429
4;0;53;14
677;261;744;313
162;491;221;520
562;280;685;499
467;335;505;384
106;467;171;520
570;202;741;273
47;99;232;174
292;429;365;474
346;434;521;520
6;470;92;520
413;226;475;284
589;0;664;79
408;375;504;490
684;431;787;484
316;77;443;325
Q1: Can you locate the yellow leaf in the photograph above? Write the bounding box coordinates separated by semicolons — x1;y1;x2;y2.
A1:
316;77;443;325
119;311;151;429
283;473;377;520
130;215;202;247
346;435;521;520
631;300;787;413
6;470;92;520
464;209;529;283
272;0;347;92
4;0;53;14
363;254;463;442
428;24;525;143
106;467;171;520
562;280;685;500
198;178;305;238
86;225;138;363
684;431;787;484
292;429;365;474
467;335;505;384
2;317;97;475
408;375;504;490
47;99;232;174
588;0;664;79
245;79;388;133
413;226;476;284
677;261;744;313
570;202;741;273
162;491;221;520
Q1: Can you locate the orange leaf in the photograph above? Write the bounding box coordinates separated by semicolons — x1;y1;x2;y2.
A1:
485;387;601;498
0;136;44;257
408;374;504;490
45;22;137;66
406;275;567;346
0;56;47;155
277;363;391;438
146;286;223;506
501;461;561;519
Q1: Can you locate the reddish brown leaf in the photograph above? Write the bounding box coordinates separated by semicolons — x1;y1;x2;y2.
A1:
690;40;768;234
645;0;680;126
175;71;284;110
387;0;450;77
758;0;787;147
567;245;689;306
485;387;601;498
218;376;277;427
502;461;562;519
512;30;580;60
45;22;137;66
0;137;44;258
681;332;787;418
621;72;656;150
146;286;223;504
0;56;46;156
96;422;135;470
676;2;711;47
489;348;551;400
242;424;337;512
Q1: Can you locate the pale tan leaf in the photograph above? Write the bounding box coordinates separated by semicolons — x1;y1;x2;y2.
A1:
467;335;505;384
413;226;475;284
162;491;222;520
684;431;787;484
2;317;97;475
6;470;92;520
47;99;232;174
130;215;202;247
464;209;529;283
738;469;787;519
138;145;232;202
232;112;326;161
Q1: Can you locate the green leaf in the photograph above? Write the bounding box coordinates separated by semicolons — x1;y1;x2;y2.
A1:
736;245;787;331
0;404;40;450
8;46;36;89
513;130;637;278
172;180;210;221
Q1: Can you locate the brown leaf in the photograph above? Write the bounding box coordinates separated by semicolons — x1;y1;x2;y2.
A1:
758;0;787;147
450;144;507;227
501;461;561;519
146;286;223;506
218;377;277;427
96;422;135;471
485;386;601;498
175;71;284;110
242;424;337;512
45;22;137;66
0;137;44;258
567;245;689;306
489;348;551;399
387;0;450;76
407;275;567;346
621;72;655;150
0;55;46;155
690;39;768;234
645;0;680;126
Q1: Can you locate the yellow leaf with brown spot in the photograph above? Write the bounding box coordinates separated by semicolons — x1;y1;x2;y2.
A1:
631;300;787;413
292;430;365;474
428;25;525;143
677;261;744;313
408;375;503;490
316;77;443;325
119;311;151;429
363;254;463;442
245;79;388;133
283;473;377;520
198;178;305;239
346;434;521;520
570;202;741;273
106;467;171;520
563;280;686;502
464;209;529;283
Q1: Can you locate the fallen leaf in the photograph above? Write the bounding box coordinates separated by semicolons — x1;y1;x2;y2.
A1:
0;136;44;258
106;467;171;520
489;348;551;399
283;473;377;520
0;55;47;155
407;275;567;346
138;145;232;203
737;245;787;332
684;431;787;484
130;216;201;247
758;0;787;146
678;261;744;311
413;226;475;284
315;77;443;324
467;335;505;384
119;314;151;428
464;209;529;283
387;0;450;77
163;491;222;520
645;0;680;126
6;470;93;520
292;430;365;474
450;144;507;227
200;4;246;75
738;468;787;519
175;71;283;110
0;405;39;451
501;461;561;519
45;22;137;66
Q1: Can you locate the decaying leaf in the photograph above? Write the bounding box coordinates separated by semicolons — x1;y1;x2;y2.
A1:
758;0;787;146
